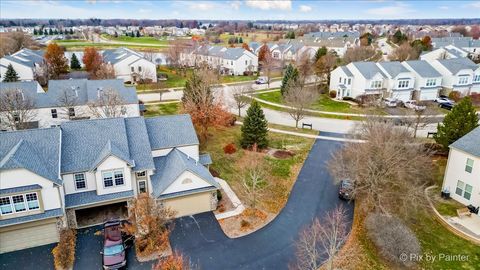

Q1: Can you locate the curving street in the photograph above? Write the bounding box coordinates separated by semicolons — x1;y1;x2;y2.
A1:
170;139;354;269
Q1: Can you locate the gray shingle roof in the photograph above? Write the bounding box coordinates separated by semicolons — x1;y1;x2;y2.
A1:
431;37;480;49
377;62;410;78
305;31;360;38
124;117;155;171
159;186;217;199
102;48;146;65
351;62;386;79
340;66;353;77
0;128;62;185
199;153;212;165
145;114;199;150
0;184;42;195
0;208;63;227
65;190;133;208
150;149;218;197
0;79;138;109
450;126;480;157
403;60;442;78
437;58;479;75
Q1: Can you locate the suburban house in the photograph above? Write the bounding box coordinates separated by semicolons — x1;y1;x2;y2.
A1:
402;60;443;100
180;45;258;75
420;45;469;62
0;79;140;130
0;115;219;253
330;61;386;99
0;49;45;81
431;36;480;60
429;57;480;95
442;126;480;214
377;61;415;102
102;47;157;83
296;37;359;57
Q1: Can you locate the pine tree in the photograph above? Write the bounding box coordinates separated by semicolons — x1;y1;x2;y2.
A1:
3;64;19;82
49;29;53;35
70;53;81;70
280;64;299;96
33;29;38;35
70;29;74;35
239;37;243;43
434;97;479;150
314;46;328;62
136;30;140;37
241;100;269;149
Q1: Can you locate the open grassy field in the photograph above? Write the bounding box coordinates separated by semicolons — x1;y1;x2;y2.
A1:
55;41;167;51
101;34;171;45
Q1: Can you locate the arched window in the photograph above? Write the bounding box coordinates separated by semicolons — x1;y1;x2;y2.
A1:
181;178;193;184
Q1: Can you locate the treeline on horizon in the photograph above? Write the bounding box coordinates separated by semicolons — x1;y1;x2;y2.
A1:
1;18;479;28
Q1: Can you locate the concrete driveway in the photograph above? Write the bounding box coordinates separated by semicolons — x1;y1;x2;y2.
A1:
170;139;354;269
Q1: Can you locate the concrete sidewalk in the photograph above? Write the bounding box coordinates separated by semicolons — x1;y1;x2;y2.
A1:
214;178;245;220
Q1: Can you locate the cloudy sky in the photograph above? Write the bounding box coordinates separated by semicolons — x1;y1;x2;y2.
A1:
1;1;480;20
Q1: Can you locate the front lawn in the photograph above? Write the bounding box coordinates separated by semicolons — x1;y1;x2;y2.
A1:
201;125;314;213
144;102;180;117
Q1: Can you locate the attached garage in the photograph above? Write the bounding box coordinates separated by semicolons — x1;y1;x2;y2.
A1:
420;89;439;101
0;219;58;253
162;191;214;218
391;90;412;102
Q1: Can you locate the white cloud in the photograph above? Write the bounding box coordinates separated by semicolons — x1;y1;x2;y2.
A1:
366;2;416;18
138;8;150;13
245;0;291;11
189;2;215;11
230;1;241;10
439;6;449;10
464;1;480;8
299;5;312;12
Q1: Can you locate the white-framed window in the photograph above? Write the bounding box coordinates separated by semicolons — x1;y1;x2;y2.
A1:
136;171;146;177
458;76;469;85
138;66;142;72
131;66;134;72
0;192;40;216
13;112;20;122
370;81;382;89
455;180;464;196
51;109;58;118
339;77;342;83
102;170;124;188
464;184;473;200
474;74;480;82
397;80;409;88
426;78;436;87
465;158;474;173
343;78;347;84
68;108;75;117
74;173;87;190
347;78;351;85
138;180;147;193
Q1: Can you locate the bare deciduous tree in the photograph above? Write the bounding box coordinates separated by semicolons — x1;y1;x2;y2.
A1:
167;39;188;70
284;81;318;128
261;52;276;88
388;43;420;61
88;88;127;118
343;46;376;64
239;150;268;209
56;88;87;120
231;85;251;117
92;63;116;80
293;205;349;270
328;117;434;216
296;50;313;84
402;107;436;138
0;89;37;130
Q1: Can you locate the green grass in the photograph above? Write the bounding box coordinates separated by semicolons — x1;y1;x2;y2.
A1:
101;34;170;45
220;75;257;84
55;41;167;51
144;103;180;117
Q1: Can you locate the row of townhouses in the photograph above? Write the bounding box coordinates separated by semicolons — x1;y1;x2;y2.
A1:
0;79;140;130
180;45;258;75
0;114;218;253
330;56;480;101
0;48;157;83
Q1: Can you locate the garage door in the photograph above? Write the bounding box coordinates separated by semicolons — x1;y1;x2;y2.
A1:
0;219;59;253
420;89;438;101
163;192;213;218
392;91;412;102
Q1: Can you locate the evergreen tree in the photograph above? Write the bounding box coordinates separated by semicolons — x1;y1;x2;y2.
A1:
434;97;479;150
136;30;140;37
280;64;299;96
44;29;49;35
241;100;269;149
3;64;20;82
70;29;74;35
314;46;328;62
33;29;38;35
48;28;53;35
239;37;243;43
70;53;81;70
114;32;118;38
54;29;59;35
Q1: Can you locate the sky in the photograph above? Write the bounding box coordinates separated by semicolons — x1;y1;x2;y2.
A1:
1;0;480;20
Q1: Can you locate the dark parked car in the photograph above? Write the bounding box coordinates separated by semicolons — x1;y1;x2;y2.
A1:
102;221;127;270
338;179;354;200
439;102;454;110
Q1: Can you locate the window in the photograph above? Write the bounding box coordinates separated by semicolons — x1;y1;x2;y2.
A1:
397;80;409;88
138;180;147;193
51;109;57;118
68;108;75;117
26;193;39;210
455;180;464;196
273;52;279;58
474;74;480;82
245;60;248;65
347;78;351;85
370;81;382;89
339;77;342;83
465;158;474;173
13;112;20;122
12;195;26;212
138;66;142;72
458;76;469;85
343;78;347;84
464;184;473;200
0;197;13;215
136;171;146;177
103;171;114;187
426;78;436;86
131;66;134;72
114;171;124;186
75;173;87;190
182;178;193;184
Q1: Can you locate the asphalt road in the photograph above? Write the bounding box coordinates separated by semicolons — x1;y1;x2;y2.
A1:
170;139;354;269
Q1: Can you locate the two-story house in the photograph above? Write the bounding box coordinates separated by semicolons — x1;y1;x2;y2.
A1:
402;60;443;100
429;58;480;96
377;61;415;102
0;49;45;81
0;115;218;253
0;79;140;130
103;48;157;83
442;127;480;213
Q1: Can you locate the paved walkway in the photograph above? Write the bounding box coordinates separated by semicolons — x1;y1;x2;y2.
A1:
214;177;245;220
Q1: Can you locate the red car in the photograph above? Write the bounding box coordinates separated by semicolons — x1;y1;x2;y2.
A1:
102;221;127;270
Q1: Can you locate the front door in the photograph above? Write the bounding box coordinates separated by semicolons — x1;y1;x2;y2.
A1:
138;180;147;193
